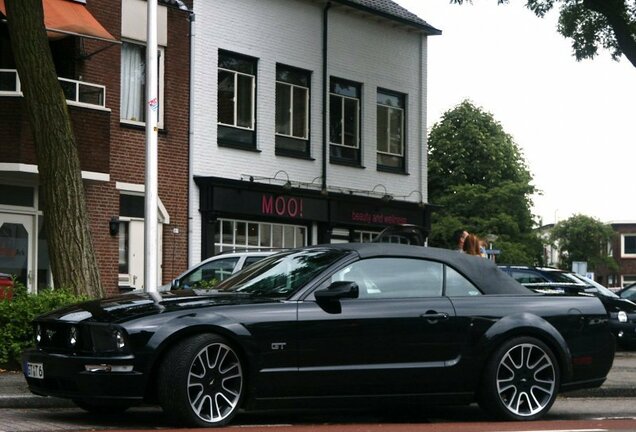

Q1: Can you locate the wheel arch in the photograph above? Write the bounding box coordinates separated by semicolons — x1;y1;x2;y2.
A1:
143;321;255;403
475;312;573;387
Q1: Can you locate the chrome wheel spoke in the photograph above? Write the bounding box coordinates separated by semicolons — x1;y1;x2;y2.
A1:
187;341;243;424
496;342;556;417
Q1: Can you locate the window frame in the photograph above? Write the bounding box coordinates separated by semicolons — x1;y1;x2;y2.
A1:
217;50;258;150
329;77;362;166
275;64;311;158
119;40;165;128
376;88;406;172
621;234;636;258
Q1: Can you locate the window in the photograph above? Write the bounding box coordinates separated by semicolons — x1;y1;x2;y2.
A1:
329;78;361;165
445;266;481;296
622;275;636;287
218;50;257;149
180;257;240;288
275;64;310;157
377;90;405;172
211;219;306;255
120;41;164;126
330;258;443;299
510;270;548;284
621;234;636;257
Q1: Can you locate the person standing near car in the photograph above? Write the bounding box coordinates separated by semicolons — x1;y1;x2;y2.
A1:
463;233;485;257
453;229;469;252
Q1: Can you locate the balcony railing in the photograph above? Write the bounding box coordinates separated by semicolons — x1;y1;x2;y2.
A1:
0;69;106;108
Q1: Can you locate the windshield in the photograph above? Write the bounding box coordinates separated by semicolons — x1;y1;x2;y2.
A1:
213;248;349;298
571;274;619;298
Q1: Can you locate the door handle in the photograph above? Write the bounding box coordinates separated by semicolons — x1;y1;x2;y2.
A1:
420;312;449;323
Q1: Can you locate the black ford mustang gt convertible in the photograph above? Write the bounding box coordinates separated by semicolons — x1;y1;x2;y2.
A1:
22;244;615;427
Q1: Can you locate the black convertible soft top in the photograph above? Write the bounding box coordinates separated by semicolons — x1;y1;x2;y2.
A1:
311;243;532;296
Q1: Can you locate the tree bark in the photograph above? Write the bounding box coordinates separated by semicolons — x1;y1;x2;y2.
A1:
5;0;103;297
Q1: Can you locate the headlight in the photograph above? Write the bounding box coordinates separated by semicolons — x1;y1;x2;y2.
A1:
69;326;78;347
35;324;42;343
113;329;126;351
618;311;628;323
89;325;130;353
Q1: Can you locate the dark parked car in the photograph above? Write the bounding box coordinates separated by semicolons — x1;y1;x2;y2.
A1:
23;245;614;427
499;265;636;349
617;283;636;302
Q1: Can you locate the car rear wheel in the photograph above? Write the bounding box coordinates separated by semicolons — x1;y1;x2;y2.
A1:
478;336;559;421
157;333;244;427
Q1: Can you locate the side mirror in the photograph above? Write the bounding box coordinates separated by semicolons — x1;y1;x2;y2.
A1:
170;278;179;290
315;281;359;302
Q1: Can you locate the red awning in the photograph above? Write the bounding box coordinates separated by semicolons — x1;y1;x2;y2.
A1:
0;0;117;43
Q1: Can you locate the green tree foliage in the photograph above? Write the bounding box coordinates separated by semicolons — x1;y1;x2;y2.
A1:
427;100;541;265
0;282;87;369
550;214;618;271
452;0;636;68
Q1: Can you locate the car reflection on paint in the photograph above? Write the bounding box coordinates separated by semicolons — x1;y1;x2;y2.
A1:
23;244;614;427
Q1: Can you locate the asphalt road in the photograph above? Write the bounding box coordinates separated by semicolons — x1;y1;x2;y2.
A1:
1;396;636;432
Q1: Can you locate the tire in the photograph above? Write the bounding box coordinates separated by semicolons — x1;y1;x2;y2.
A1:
73;399;132;415
157;333;244;427
478;336;559;421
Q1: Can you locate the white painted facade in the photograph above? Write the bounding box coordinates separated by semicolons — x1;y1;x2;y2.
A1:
189;0;433;263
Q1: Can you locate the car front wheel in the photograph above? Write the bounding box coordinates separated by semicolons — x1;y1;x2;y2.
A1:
479;336;559;421
158;333;244;427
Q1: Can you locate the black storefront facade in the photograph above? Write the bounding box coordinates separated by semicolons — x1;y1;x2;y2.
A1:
195;177;432;260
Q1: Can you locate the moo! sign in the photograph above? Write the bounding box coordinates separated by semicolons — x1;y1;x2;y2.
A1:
261;195;304;218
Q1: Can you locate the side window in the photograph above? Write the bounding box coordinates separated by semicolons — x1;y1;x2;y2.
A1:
329;258;443;299
510;270;547;284
180;257;239;288
445;266;482;296
243;256;266;268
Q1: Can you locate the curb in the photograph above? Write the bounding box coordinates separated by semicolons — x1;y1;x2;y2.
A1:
0;394;74;409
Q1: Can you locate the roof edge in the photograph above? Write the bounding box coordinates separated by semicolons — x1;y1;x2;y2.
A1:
332;0;442;35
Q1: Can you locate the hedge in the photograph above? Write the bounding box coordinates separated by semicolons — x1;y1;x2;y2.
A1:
0;282;87;369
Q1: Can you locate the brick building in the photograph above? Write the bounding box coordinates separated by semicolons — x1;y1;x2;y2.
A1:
596;222;636;289
189;0;440;264
0;0;191;295
1;0;441;293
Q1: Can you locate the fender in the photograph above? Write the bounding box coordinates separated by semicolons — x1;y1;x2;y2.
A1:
475;312;573;382
133;310;256;375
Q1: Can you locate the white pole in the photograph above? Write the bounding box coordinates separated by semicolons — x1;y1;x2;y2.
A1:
144;0;159;293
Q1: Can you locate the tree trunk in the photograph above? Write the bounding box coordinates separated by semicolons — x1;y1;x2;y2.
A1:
5;0;103;297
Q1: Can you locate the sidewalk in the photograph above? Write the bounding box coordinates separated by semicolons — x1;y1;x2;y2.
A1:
1;352;634;409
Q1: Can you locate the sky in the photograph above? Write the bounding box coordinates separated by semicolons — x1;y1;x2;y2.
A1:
395;0;636;226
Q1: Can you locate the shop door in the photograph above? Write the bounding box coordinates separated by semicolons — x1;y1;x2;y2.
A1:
0;214;34;292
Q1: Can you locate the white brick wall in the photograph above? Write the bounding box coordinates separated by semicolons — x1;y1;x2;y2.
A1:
189;0;430;263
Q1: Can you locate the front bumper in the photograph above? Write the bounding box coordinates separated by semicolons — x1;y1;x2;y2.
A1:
611;321;636;346
21;348;146;402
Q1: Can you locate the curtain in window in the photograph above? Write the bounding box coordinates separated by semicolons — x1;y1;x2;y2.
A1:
120;43;145;122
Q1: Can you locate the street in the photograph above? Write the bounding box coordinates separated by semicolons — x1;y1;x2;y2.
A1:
1;397;636;432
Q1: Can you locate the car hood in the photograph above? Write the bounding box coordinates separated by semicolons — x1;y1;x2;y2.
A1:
36;290;277;323
597;295;636;313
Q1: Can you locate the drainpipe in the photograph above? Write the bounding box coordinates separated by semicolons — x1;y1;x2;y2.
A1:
185;6;196;266
322;2;331;194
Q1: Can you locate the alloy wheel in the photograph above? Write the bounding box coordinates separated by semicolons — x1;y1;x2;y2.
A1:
187;342;243;423
496;342;556;417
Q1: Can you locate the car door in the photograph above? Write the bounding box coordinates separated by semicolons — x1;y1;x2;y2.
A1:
295;257;462;397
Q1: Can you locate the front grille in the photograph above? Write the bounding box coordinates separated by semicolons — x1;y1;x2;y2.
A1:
34;322;88;353
34;321;130;355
